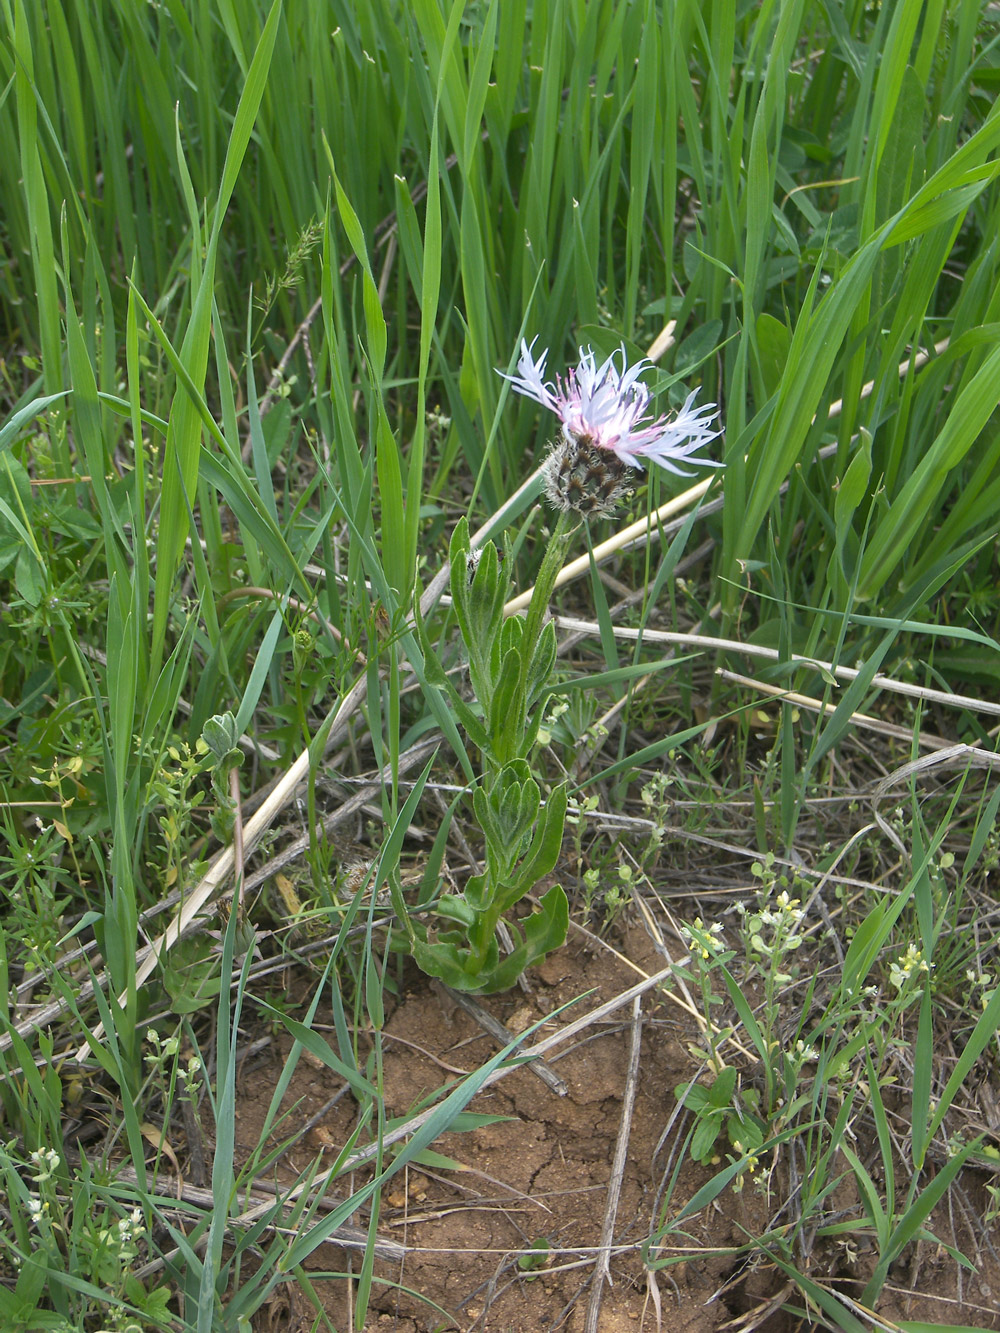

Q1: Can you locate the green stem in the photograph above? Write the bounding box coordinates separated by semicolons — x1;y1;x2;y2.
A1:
519;510;575;686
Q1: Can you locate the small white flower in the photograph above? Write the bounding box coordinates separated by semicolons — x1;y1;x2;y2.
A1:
501;337;722;476
681;916;725;959
29;1147;59;1184
889;943;931;990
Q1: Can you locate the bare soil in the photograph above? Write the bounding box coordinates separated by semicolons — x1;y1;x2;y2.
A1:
230;924;1000;1333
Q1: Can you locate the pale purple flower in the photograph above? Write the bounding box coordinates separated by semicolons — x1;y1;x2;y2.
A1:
500;337;722;476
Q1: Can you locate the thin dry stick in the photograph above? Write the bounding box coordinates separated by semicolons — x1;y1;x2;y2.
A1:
871;742;1000;797
646;321;677;362
583;995;643;1333
443;987;569;1097
715;669;994;754
116;1168;406;1273
553;616;1000;719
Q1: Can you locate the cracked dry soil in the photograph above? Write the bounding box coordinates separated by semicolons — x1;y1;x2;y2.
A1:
231;928;1000;1332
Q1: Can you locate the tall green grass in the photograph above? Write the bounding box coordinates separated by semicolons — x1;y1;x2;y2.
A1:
2;1;1000;1328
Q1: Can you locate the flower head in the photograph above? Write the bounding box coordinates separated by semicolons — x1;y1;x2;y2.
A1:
539;435;634;516
501;337;722;477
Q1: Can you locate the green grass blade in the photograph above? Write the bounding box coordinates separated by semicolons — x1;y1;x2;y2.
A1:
13;0;63;410
152;0;282;671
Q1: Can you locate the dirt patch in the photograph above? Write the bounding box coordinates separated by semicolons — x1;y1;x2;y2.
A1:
230;928;1000;1331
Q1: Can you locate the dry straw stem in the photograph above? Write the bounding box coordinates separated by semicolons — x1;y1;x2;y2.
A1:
115;1168;406;1271
583;994;643;1333
552;615;1000;719
871;741;1000;796
716;669;1000;755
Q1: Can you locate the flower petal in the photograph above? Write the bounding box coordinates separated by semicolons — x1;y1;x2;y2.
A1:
498;336;558;411
500;336;724;478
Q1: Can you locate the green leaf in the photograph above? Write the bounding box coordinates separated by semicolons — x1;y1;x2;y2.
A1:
834;430;872;579
858;340;1000;600
474;885;569;993
233;610;284;737
861;1136;981;1306
431;895;477;928
0;392;70;456
474;761;539;865
898;1324;987;1333
256;1003;377;1102
151;0;282;672
410;935;482;990
690;1111;724;1164
13;545;45;606
841;898;887;1000
525;619;557;708
755;313;790;400
707;1066;738;1108
763;1251;869;1333
925;983;1000;1150
719;966;769;1067
674;1081;712;1113
487;646;526;764
839;1141;889;1246
499;783;567;909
